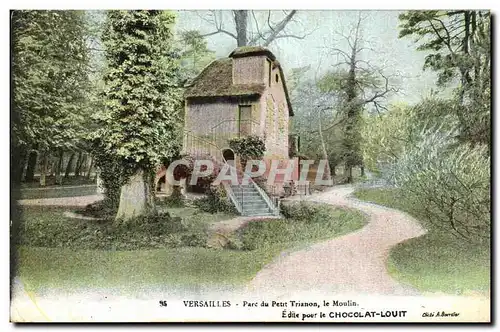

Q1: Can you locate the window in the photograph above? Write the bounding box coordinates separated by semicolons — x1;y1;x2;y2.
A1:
275;73;279;83
238;105;252;136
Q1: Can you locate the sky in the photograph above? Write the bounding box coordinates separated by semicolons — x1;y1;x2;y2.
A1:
176;10;442;105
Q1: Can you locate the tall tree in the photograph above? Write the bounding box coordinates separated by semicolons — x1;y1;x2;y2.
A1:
291;76;342;180
12;10;91;185
399;10;491;146
195;10;312;47
319;13;398;182
97;10;182;222
178;30;215;82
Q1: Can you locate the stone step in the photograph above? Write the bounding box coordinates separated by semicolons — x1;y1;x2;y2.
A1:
239;198;267;203
230;184;256;188
236;196;262;201
242;203;269;210
231;187;259;192
234;190;261;194
241;201;268;206
238;196;266;201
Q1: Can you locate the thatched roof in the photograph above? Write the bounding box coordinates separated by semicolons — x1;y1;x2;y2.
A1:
229;46;276;61
184;47;294;116
184;58;266;99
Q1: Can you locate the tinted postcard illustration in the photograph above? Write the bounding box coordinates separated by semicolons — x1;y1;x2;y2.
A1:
10;9;491;322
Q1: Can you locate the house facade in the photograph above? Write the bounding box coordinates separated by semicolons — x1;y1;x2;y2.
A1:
183;46;295;163
159;46;301;215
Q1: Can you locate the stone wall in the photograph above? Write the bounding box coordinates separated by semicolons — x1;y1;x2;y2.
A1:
261;64;290;159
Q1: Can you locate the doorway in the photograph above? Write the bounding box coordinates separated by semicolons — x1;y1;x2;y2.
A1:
222;149;236;167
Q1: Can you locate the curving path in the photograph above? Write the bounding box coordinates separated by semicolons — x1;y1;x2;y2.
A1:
248;185;427;296
17;194;104;207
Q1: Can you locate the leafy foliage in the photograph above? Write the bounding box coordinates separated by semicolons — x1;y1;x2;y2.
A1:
178;30;216;83
193;185;238;214
361;98;468;174
95;10;183;176
399;10;491;146
362;95;490;242
18;206;210;250
228;135;266;161
91;138;124;209
399;11;489;87
12;10;91;151
290;77;342;168
157;191;185;208
388;126;490;240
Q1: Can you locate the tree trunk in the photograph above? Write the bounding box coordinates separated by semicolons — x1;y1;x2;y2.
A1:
80;154;88;176
55;150;64;185
317;108;332;182
39;152;48;187
74;152;83;177
49;155;57;178
15;147;28;184
115;168;155;222
233;10;248;47
262;10;297;47
86;156;94;179
347;166;353;184
24;150;38;183
64;153;75;178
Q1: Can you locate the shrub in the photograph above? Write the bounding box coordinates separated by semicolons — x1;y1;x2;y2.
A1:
156;190;185;208
228;135;265;168
280;201;332;223
81;199;118;219
225;235;244;250
181;231;208;247
389;127;490;241
193;185;238;214
18;207;210;250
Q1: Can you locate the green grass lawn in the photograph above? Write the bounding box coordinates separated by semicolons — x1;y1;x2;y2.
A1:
354;187;490;294
167;207;235;224
13;203;366;293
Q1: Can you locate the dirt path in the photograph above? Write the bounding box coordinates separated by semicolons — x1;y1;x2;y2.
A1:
248;185;427;296
17;194;104;207
20;184;97;191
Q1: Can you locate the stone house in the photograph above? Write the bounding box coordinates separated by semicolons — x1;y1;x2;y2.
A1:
170;46;300;216
184;47;297;169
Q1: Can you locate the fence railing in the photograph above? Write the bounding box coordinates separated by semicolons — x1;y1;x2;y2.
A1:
209;119;261;146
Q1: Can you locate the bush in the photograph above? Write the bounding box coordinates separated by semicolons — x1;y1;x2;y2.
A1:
156;190;185;208
280;201;332;223
81;199;118;219
389;127;490;241
228;135;265;166
193;185;238;214
18;207;210;250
